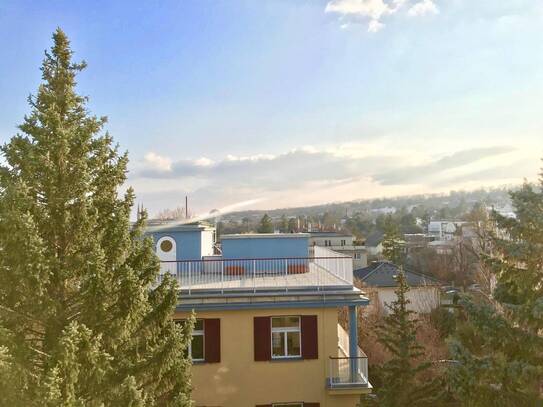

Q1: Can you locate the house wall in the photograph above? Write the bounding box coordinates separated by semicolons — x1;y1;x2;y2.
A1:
174;307;362;407
221;235;309;259
151;230;204;260
376;286;440;314
149;228;215;260
309;236;354;247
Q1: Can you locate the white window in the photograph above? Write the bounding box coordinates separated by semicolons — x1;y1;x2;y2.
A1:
341;239;346;246
175;319;205;361
271;316;301;358
188;319;205;361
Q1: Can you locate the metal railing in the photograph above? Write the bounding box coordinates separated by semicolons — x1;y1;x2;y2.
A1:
330;323;369;388
156;251;353;294
328;353;369;388
313;246;353;284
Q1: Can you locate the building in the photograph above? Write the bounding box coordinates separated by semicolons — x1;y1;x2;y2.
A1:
146;221;373;407
308;232;368;269
403;233;435;256
364;231;384;257
427;221;457;241
354;262;441;314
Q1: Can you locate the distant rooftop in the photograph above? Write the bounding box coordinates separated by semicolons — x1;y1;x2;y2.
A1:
307;231;353;238
221;233;309;240
354;261;441;287
365;231;384;247
144;220;214;233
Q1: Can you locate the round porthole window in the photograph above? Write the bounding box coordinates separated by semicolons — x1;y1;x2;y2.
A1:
160;239;173;253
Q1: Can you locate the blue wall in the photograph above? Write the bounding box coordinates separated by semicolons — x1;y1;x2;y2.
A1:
150;230;203;260
221;235;309;259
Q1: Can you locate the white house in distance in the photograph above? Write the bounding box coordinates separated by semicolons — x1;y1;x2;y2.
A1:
354;261;441;314
308;231;368;269
427;221;457;241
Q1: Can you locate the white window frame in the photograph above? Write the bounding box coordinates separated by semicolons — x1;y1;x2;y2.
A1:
188;319;205;362
271;316;301;359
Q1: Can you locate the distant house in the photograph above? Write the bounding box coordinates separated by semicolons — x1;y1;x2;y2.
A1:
403;233;434;255
364;231;384;256
427;221;457;241
308;231;368;268
354;262;441;314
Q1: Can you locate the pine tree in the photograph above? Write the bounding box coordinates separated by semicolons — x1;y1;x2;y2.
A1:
448;162;543;406
257;213;273;233
382;215;405;265
0;29;193;406
361;270;442;407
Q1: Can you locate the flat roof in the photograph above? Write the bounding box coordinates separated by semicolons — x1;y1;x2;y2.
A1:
221;233;310;240
144;221;215;233
308;232;353;238
177;288;369;311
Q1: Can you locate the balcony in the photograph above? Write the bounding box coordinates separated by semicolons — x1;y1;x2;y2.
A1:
157;246;353;295
327;324;371;393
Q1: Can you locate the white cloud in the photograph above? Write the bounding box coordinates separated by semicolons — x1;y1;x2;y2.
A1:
144;152;172;172
325;0;438;31
407;0;438;17
368;19;385;32
194;157;214;167
325;0;396;20
325;0;406;32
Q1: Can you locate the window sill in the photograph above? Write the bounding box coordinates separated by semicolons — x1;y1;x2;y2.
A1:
270;356;303;362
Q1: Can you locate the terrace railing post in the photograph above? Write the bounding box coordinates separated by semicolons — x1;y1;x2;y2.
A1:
253;259;256;293
221;261;224;294
284;259;288;292
188;262;191;296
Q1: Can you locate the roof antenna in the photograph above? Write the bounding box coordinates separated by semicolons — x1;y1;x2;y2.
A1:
185;196;188;219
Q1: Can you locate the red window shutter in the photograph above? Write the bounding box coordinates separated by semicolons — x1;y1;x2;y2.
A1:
301;315;318;360
254;316;271;361
255;405;271;407
204;318;221;363
304;403;320;407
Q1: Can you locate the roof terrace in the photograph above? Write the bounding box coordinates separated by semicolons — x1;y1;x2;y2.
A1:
158;246;353;295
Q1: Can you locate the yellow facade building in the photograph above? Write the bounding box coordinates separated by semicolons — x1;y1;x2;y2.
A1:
149;224;372;407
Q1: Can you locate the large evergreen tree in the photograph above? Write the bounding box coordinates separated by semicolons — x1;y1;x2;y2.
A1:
0;29;193;406
448;163;543;406
361;270;441;407
382;215;405;265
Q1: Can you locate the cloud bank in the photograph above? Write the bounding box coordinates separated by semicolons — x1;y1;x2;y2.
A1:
128;142;536;216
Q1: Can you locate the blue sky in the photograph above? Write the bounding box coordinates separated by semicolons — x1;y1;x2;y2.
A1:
1;0;542;216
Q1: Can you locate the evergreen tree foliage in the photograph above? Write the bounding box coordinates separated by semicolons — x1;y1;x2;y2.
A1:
382;215;405;265
0;29;193;406
361;270;442;407
257;213;274;233
448;163;543;406
279;214;289;233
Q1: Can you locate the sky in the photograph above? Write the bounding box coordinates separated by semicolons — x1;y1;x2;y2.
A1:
1;0;542;217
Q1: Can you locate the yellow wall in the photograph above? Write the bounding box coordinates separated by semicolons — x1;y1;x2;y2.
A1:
174;307;361;407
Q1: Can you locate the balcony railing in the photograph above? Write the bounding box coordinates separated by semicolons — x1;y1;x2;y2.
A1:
327;353;369;388
157;246;353;294
328;323;369;388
